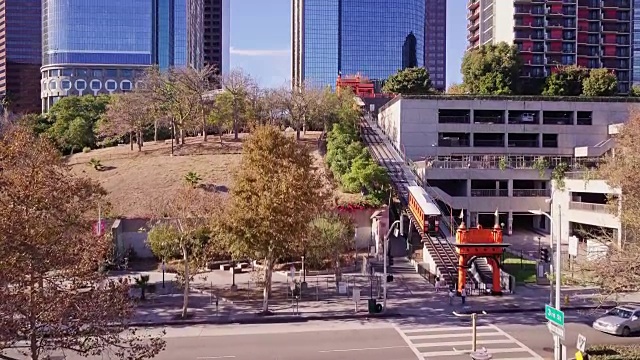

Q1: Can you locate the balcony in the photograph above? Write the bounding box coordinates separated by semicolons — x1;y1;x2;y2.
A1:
471;189;509;197
513;189;551;197
568;201;611;213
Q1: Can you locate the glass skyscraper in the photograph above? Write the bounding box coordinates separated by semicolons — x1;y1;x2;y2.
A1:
41;0;229;111
0;0;42;114
292;0;425;89
41;0;153;111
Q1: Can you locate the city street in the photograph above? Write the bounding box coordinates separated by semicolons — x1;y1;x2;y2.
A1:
4;309;639;359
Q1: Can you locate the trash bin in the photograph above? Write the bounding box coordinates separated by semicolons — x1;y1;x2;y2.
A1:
368;299;377;314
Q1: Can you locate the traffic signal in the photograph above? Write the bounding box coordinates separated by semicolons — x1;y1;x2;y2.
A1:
540;247;550;263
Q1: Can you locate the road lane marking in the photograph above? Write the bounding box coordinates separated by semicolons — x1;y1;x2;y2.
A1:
318;345;408;353
488;324;544;360
196;356;236;359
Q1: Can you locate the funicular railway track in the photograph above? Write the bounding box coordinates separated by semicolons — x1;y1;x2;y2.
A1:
359;119;478;289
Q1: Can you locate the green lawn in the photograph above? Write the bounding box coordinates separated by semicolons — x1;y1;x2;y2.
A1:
502;251;537;284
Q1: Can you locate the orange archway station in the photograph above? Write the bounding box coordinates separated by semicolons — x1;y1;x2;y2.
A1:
454;222;511;295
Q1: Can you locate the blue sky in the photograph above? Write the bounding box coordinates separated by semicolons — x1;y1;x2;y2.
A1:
229;0;466;88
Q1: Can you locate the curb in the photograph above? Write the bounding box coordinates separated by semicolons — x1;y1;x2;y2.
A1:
128;311;402;327
456;303;618;315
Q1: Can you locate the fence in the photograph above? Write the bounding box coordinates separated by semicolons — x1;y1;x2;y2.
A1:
231;274;383;302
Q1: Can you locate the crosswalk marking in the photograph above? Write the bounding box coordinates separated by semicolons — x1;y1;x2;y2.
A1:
407;332;502;340
414;339;513;347
402;325;493;333
394;324;544;360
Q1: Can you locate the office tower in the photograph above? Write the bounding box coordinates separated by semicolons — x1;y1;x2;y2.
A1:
292;0;426;89
0;0;41;114
633;0;640;86
467;0;632;93
204;0;230;75
425;0;447;91
41;0;153;111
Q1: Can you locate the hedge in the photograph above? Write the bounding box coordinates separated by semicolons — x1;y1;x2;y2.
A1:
586;344;640;360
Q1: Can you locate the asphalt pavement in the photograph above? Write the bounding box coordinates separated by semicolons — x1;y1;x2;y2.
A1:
4;309;639;360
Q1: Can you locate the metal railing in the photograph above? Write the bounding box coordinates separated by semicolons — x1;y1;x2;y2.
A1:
438;115;470;124
512;189;551;197
568;201;611;213
470;189;509;197
473;116;505;124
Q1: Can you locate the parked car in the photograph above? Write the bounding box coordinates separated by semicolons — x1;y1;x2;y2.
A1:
592;305;640;336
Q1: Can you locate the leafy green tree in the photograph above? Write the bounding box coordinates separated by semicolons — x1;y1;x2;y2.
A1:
307;213;355;281
542;65;589;96
147;187;222;318
446;83;467;95
208;90;244;142
223;126;328;313
382;67;433;94
582;68;618;97
46;95;110;153
461;42;522;95
341;153;390;205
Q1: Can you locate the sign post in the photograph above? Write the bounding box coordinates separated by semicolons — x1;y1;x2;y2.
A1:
576;334;587;353
353;287;360;313
545;305;565;341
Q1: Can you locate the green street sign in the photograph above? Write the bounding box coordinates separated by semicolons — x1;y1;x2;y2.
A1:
545;305;565;327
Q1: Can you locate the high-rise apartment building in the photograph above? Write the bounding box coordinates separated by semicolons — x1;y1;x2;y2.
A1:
425;0;447;91
292;0;426;89
0;0;41;114
467;0;633;93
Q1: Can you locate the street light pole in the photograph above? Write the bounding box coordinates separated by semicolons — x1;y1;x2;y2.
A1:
382;220;400;313
529;208;562;360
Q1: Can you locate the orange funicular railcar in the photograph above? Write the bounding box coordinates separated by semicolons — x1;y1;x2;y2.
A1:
407;186;441;236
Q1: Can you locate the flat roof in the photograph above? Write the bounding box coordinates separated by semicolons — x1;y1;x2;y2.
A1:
407;185;440;216
380;94;640;113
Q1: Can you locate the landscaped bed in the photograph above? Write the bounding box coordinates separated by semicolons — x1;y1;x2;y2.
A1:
586;344;640;359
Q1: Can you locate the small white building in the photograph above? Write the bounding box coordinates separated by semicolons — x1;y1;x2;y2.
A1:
551;172;622;247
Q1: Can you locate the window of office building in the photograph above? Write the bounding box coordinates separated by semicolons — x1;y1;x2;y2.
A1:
90;80;101;90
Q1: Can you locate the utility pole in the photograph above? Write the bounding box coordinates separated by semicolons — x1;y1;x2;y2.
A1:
554;204;562;360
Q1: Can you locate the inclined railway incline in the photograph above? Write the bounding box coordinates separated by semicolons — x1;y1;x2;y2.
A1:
360;116;481;289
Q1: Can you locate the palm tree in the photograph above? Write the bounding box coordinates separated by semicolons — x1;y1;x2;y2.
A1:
135;274;151;300
184;171;202;188
88;158;103;171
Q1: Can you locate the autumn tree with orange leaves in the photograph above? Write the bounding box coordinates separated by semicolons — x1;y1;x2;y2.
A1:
0;124;165;360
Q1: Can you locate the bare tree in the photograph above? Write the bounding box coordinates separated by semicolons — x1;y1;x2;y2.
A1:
578;108;640;296
221;68;256;140
173;65;219;142
277;83;322;140
98;92;155;151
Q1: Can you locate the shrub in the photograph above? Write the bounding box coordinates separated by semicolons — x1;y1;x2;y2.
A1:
82;146;91;153
586;344;640;360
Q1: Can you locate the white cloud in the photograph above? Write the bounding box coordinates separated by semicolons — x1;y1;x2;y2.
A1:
230;47;290;57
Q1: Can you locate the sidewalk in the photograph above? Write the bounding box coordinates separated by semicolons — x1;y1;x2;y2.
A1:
119;268;637;327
